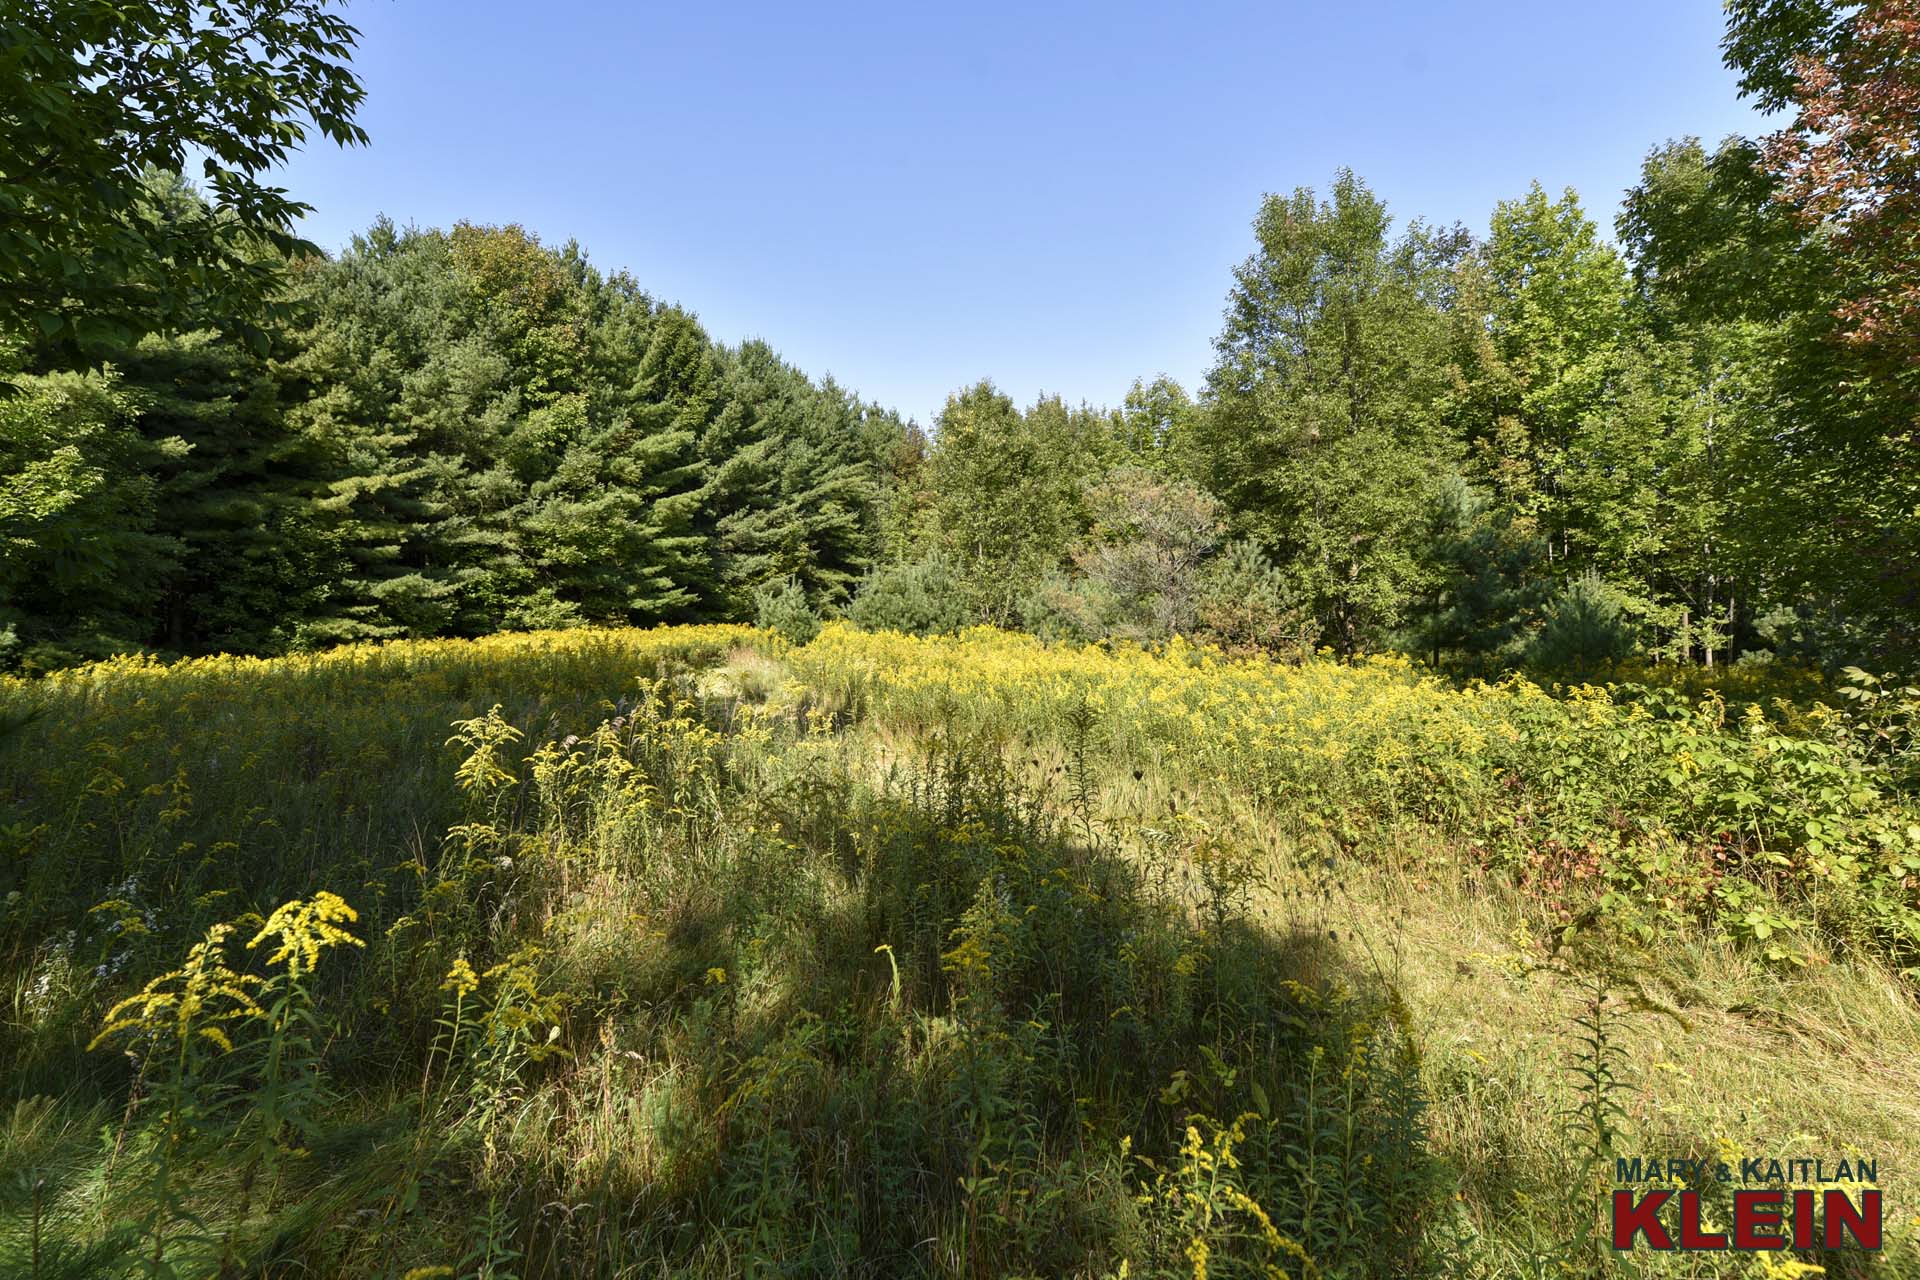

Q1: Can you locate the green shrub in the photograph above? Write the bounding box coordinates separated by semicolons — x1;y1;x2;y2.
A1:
1194;539;1316;656
754;576;822;645
1526;572;1636;676
847;555;969;636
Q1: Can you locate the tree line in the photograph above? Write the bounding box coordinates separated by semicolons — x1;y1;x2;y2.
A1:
3;0;1914;674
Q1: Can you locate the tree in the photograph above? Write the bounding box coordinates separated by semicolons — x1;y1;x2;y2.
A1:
1403;476;1545;672
1467;183;1635;563
0;367;186;667
699;345;892;614
1112;375;1198;474
1195;172;1457;655
921;382;1105;626
1619;139;1840;663
1561;337;1728;661
1617;138;1817;333
753;576;820;646
539;298;710;624
848;554;969;636
1193;540;1314;657
1722;0;1854;113
119;327;342;654
281;222;498;642
281;223;717;640
1752;0;1920;368
0;0;367;355
1063;467;1222;643
1721;1;1920;653
1526;572;1638;677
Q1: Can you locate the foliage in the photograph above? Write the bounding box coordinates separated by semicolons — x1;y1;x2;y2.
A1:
0;369;187;668
754;576;822;646
796;623;1920;976
847;553;970;636
1195;172;1459;656
0;0;367;356
917;381;1110;628
1401;476;1545;673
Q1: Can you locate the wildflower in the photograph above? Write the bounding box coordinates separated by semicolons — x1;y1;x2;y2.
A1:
90;922;263;1054
247;891;364;979
442;956;481;998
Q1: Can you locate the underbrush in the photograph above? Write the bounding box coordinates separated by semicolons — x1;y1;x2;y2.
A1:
0;625;1913;1277
793;625;1920;981
3;681;1435;1277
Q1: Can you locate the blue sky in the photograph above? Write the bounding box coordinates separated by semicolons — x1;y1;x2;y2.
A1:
277;1;1772;426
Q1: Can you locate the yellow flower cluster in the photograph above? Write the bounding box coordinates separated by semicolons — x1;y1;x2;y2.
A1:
789;623;1513;816
90;922;263;1055
787;624;1919;968
248;891;365;979
442;956;481;998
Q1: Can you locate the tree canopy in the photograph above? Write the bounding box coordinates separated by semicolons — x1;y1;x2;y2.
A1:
1;0;1915;676
1;0;367;358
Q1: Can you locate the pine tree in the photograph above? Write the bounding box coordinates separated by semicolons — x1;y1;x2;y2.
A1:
117;328;341;654
1403;476;1546;672
698;344;890;614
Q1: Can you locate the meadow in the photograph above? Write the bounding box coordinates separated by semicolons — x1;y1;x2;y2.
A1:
0;624;1915;1278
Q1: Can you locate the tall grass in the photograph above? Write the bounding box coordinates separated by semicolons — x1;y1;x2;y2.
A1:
0;624;1912;1277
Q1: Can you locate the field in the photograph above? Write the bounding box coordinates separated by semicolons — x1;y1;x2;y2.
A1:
1;624;1916;1278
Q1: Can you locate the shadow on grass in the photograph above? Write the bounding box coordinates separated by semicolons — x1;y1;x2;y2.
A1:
0;711;1445;1279
462;739;1447;1278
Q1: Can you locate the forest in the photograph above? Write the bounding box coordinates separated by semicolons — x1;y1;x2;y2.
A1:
4;9;1915;676
1;1;1917;1278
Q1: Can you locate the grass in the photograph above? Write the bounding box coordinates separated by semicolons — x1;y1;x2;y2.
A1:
0;624;1914;1277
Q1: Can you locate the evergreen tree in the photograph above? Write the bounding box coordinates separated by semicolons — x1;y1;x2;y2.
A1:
1403;476;1545;672
1527;571;1638;677
699;344;891;614
543;296;711;623
848;554;969;636
119;329;341;654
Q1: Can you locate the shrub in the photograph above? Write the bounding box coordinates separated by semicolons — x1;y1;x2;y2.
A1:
754;576;821;645
847;555;969;636
1194;539;1316;656
1526;572;1636;676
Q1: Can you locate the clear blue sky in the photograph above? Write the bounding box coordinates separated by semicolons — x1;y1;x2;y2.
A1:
277;1;1771;427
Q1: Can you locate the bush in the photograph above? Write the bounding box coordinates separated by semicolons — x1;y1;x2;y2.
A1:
1526;572;1636;677
1194;539;1316;656
847;555;969;636
1017;571;1107;644
754;575;822;645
